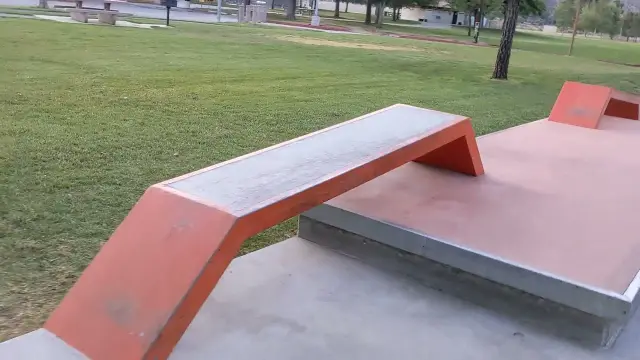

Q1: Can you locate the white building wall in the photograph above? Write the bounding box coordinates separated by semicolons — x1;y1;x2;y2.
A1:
400;8;456;25
317;0;367;13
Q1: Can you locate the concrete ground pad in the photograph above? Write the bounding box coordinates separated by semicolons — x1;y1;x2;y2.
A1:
7;237;640;359
170;237;640;359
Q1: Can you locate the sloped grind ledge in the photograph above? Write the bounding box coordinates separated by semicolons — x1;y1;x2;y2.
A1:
549;81;640;129
29;104;485;360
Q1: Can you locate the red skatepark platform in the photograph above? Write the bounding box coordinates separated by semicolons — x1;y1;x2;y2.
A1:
303;115;640;347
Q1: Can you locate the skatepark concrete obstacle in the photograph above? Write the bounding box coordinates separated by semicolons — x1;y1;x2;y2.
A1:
0;104;482;360
3;81;640;360
549;81;640;129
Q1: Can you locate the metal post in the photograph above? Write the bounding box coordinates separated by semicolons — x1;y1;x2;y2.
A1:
166;5;170;26
217;0;221;22
311;0;320;25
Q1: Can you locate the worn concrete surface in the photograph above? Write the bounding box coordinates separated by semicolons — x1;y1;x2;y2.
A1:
323;117;640;295
168;104;465;215
4;236;640;359
0;329;88;359
170;237;640;359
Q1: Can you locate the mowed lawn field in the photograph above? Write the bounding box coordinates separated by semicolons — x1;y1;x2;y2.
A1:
1;15;640;340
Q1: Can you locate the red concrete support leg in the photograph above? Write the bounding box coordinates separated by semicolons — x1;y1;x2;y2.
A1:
414;123;483;176
45;186;240;360
605;98;639;120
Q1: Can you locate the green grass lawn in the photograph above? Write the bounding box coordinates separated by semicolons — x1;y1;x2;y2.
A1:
1;14;640;341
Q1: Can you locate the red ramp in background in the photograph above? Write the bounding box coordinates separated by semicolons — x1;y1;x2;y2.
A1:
548;81;640;129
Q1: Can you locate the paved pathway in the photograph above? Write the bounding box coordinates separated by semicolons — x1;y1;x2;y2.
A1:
0;0;237;23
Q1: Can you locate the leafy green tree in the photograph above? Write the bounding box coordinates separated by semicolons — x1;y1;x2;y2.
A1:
579;2;601;32
601;0;622;38
622;11;634;38
555;0;577;31
632;12;640;39
517;0;544;15
621;11;640;40
578;0;622;38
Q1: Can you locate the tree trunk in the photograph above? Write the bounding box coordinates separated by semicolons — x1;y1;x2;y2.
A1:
491;0;520;80
38;0;48;8
345;0;348;12
568;0;582;55
271;0;275;9
334;0;340;17
365;0;372;24
502;0;507;28
392;6;396;21
375;1;384;27
285;0;296;19
467;11;472;35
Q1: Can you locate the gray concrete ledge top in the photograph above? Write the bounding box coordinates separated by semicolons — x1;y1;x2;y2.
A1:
166;104;464;215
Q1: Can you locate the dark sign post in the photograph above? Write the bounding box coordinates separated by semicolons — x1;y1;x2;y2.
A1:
160;0;177;26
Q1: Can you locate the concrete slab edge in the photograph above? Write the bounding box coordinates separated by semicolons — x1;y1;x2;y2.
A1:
302;204;635;321
298;215;634;348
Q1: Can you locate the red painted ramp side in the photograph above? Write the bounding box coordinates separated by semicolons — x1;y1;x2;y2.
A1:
548;81;612;129
44;186;241;360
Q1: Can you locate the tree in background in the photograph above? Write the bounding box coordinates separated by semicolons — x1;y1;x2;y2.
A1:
516;0;545;16
581;1;621;37
631;12;640;39
335;0;341;17
554;0;577;31
621;11;640;40
388;0;439;22
448;0;484;35
578;2;602;32
491;0;520;79
601;0;623;38
567;0;596;55
491;0;543;79
285;0;297;19
375;0;385;26
389;0;409;20
366;0;373;23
